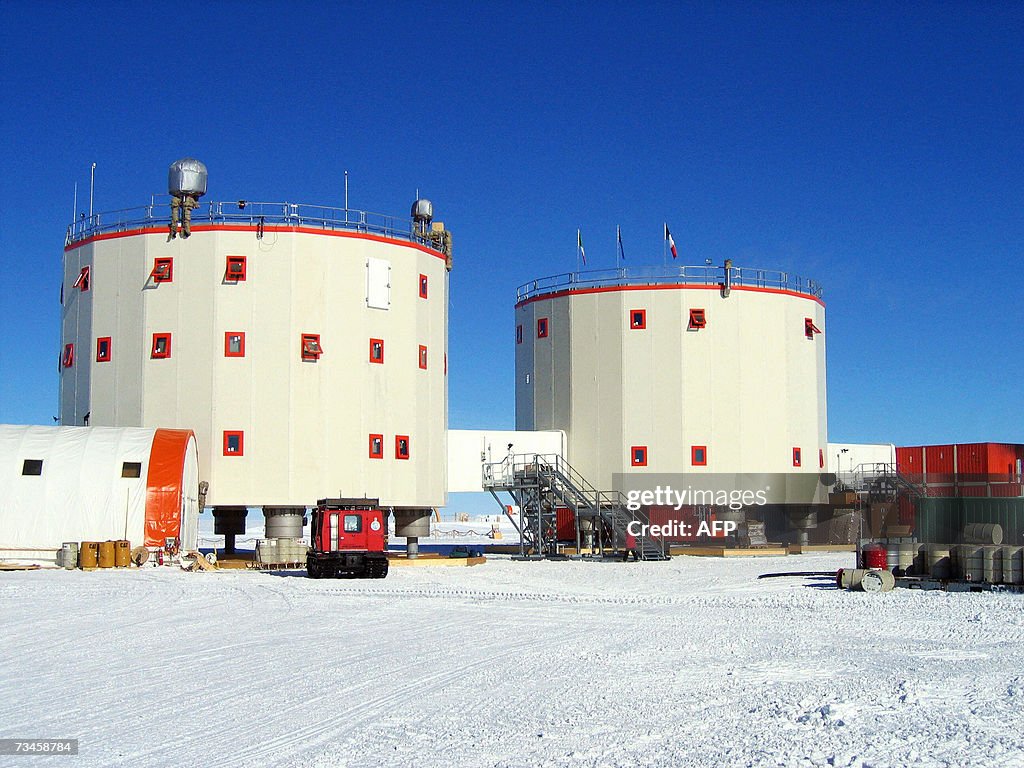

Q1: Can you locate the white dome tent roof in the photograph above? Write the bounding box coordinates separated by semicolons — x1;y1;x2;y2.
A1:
0;425;199;562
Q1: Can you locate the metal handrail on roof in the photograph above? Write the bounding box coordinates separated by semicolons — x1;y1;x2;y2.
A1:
515;265;824;303
65;198;444;253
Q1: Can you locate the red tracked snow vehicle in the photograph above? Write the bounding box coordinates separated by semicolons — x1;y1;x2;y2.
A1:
306;498;389;579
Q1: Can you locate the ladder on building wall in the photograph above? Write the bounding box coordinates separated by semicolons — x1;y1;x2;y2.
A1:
483;453;669;561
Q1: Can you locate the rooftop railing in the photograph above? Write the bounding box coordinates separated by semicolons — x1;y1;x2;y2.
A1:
65;198;444;253
516;264;823;303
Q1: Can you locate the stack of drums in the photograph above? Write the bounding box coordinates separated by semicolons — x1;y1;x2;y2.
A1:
79;541;99;569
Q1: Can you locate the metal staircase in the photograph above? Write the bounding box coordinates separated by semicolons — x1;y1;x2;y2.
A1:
840;463;927;501
483;453;669;561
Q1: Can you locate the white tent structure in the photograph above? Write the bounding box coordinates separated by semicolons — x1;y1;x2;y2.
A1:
0;425;199;562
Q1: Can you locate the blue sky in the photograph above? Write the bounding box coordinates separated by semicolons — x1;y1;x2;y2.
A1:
1;1;1021;448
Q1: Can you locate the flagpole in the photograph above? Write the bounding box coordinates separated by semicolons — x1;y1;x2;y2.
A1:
576;230;580;276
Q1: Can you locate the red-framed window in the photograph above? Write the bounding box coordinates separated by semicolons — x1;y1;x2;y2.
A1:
151;258;173;283
301;333;322;361
95;337;111;362
395;435;410;460
631;445;648;467
151;333;172;359
629;309;647;330
224;332;245;357
62;343;75;368
516;325;523;345
368;434;384;459
689;308;707;330
73;266;90;292
419;274;428;299
225;255;247;282
418;345;428;370
691;445;708;466
805;318;821;339
369;338;384;364
793;447;802;467
537;318;549;338
223;431;244;456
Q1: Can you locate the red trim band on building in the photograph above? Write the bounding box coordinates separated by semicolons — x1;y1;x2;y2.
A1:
65;225;449;262
515;282;826;309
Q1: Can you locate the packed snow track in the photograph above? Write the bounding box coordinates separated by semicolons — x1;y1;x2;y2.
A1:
1;554;1023;767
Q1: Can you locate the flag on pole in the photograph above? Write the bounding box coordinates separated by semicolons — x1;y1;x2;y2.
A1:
577;229;586;265
617;225;625;261
664;223;678;259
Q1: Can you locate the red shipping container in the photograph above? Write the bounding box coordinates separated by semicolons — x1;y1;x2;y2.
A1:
990;482;1023;498
957;484;987;497
925;445;955;484
897;495;915;525
955;443;987;477
986;443;1024;481
896;446;923;477
555;507;575;541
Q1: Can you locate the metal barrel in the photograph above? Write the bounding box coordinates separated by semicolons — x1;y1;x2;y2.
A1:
963;523;1003;545
861;544;888;570
61;542;78;570
960;545;984;582
927;545;951;579
898;543;916;573
886;546;900;572
982;545;1002;583
97;541;116;569
1002;546;1023;585
79;541;99;569
914;545;929;576
114;540;131;568
839;568;868;589
861;569;895;593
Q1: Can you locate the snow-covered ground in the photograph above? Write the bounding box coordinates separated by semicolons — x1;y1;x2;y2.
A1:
2;554;1023;767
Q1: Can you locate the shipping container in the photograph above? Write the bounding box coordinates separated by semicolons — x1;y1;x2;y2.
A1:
990;483;1024;498
957;484;988;498
915;497;1024;546
897;495;915;525
986;443;1024;481
555;507;575;541
896;446;923;480
925;445;955;483
955;443;988;477
897;442;1024;496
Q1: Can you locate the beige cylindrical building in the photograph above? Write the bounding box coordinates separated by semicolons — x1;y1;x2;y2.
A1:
59;196;450;514
514;265;827;500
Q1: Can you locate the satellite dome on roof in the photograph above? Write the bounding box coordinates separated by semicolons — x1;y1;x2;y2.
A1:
411;198;433;224
168;158;208;197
